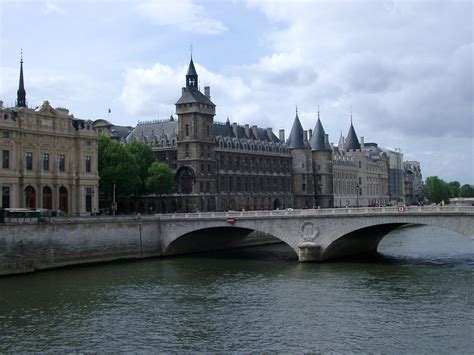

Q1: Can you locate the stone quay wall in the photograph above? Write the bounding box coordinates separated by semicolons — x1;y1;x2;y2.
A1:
0;217;161;276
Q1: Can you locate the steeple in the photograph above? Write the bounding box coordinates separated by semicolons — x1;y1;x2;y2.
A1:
287;108;305;149
310;111;331;151
16;50;26;108
186;57;198;90
344;119;361;151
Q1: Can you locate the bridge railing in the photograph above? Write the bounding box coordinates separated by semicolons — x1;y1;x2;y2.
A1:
157;205;474;220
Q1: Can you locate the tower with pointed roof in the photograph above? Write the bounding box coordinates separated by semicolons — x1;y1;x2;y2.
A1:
175;56;216;208
16;51;26;108
287;108;314;208
310;110;334;208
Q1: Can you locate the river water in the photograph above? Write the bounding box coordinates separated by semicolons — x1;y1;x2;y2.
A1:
0;225;473;353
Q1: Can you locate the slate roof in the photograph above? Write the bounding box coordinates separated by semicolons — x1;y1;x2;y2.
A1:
344;121;361;151
286;113;305;149
310;118;331;151
175;87;215;106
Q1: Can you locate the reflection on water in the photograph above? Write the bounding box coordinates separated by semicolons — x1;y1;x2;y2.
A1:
0;226;472;353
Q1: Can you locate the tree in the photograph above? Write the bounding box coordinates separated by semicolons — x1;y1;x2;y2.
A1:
125;140;155;194
424;176;450;204
447;181;460;198
146;162;175;195
459;184;474;197
98;136;141;206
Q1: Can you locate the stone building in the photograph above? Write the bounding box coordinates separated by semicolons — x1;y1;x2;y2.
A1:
403;160;423;205
125;57;399;212
0;57;99;215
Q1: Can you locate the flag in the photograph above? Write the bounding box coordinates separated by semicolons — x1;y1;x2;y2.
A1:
108;108;111;114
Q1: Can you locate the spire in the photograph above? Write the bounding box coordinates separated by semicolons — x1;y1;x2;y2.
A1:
16;49;26;108
344;119;361;151
186;56;198;89
287;109;305;149
310;110;331;151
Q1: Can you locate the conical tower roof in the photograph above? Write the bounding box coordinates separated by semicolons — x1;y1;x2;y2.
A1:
286;110;305;149
310;117;331;151
344;120;361;151
187;58;197;76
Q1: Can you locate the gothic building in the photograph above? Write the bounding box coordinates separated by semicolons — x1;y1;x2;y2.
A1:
126;57;392;213
0;55;99;215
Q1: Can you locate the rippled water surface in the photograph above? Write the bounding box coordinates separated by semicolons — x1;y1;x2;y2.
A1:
0;226;473;353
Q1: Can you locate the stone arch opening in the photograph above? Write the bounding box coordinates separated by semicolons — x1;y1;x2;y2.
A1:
59;186;68;213
43;186;53;209
164;226;298;259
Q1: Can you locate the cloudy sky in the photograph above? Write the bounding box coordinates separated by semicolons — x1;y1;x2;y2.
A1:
1;0;472;183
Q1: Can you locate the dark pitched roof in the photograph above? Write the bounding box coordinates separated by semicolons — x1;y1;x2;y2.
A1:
310;118;331;151
344;121;361;151
187;58;197;76
286;113;305;149
175;87;215;106
213;121;280;142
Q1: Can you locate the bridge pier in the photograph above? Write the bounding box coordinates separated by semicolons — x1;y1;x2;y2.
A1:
297;242;323;262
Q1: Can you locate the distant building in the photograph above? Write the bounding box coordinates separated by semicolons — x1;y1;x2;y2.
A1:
381;147;405;203
0;56;99;215
93;119;133;142
403;160;423;205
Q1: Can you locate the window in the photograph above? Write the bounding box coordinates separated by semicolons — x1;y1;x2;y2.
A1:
2;150;9;169
2;186;10;208
85;138;92;147
43;153;50;171
206;125;210;137
85;156;91;172
26;152;33;170
85;187;92;212
185;144;189;157
59;154;65;172
185;124;190;137
359;161;362;168
3;131;10;139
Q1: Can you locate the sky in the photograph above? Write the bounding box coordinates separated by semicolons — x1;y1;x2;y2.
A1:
0;0;472;184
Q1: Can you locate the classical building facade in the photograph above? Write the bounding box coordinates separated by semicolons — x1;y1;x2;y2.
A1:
403;160;423;205
0;57;99;215
125;58;396;213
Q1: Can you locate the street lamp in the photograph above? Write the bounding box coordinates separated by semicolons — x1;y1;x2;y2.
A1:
356;185;360;208
112;180;116;216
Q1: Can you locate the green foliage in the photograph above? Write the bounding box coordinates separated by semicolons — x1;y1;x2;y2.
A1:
424;176;451;204
98;136;141;198
447;181;460;198
125;140;156;195
459;184;474;197
146;162;175;195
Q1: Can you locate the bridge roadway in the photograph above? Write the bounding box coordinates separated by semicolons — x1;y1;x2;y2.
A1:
158;205;474;261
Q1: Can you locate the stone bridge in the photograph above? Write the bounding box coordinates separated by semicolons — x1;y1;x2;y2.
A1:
159;206;474;261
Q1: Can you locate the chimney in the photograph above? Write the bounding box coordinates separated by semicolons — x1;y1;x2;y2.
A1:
279;129;285;142
245;124;250;138
204;86;210;99
252;125;258;139
303;130;308;142
309;129;313;139
360;136;364;147
266;127;273;140
182;87;186;95
232;122;238;137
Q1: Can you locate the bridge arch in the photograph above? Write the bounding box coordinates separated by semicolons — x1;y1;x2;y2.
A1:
161;224;299;257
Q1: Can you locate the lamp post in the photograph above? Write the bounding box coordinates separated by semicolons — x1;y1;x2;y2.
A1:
356;185;360;208
112;180;116;216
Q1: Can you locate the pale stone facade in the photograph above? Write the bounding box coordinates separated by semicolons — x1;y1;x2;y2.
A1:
0;100;99;215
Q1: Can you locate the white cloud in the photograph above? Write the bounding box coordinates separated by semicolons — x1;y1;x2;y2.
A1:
42;1;66;15
136;0;227;34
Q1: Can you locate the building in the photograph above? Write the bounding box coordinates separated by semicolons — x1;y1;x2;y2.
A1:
0;56;99;215
125;57;394;213
381;147;405;203
403;160;423;205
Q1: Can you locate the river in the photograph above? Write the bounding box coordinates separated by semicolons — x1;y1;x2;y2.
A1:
0;225;473;353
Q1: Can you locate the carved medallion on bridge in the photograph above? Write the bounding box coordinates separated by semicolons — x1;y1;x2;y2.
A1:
302;222;319;242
